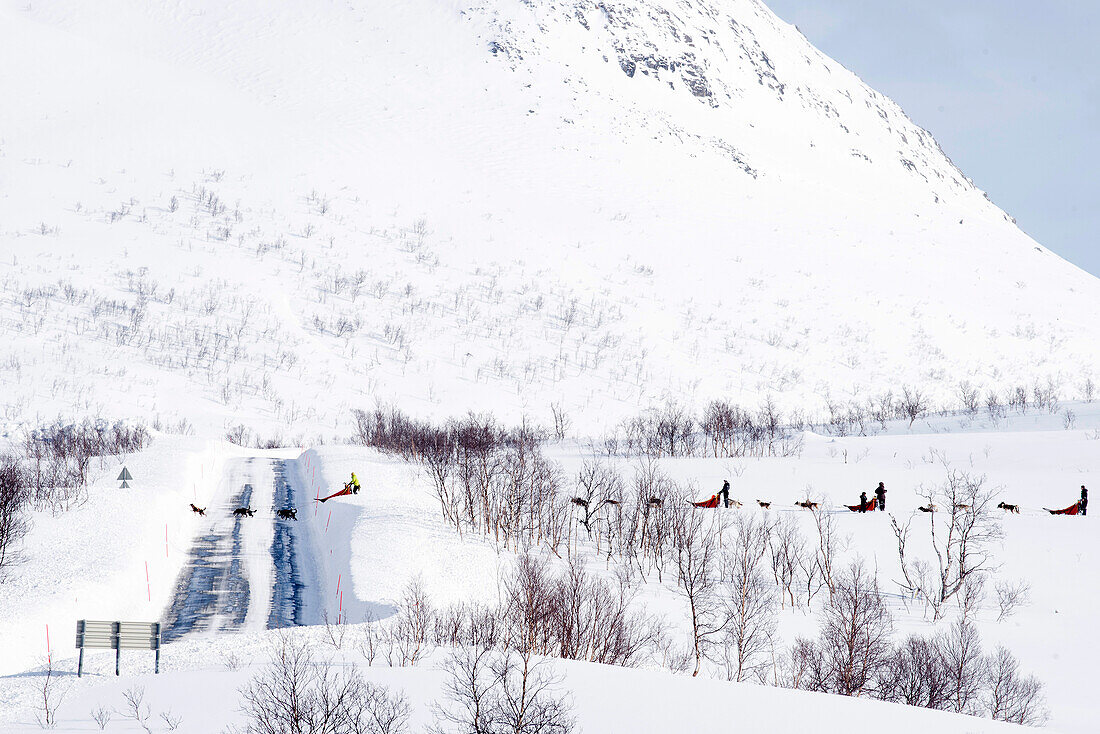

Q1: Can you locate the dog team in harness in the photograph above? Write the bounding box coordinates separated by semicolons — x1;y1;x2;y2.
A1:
188;471;1086;518
689;480;1089;517
187;472;365;516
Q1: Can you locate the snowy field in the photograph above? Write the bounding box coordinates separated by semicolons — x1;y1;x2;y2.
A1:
2;0;1098;733
1;406;1096;732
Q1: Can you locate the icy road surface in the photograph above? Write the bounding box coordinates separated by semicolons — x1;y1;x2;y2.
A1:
162;457;321;641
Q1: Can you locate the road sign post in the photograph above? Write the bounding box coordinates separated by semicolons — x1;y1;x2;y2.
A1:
75;619;161;677
117;467;133;488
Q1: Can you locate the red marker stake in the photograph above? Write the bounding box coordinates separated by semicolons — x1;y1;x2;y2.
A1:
326;510;332;532
46;624;50;664
336;574;341;597
145;561;151;602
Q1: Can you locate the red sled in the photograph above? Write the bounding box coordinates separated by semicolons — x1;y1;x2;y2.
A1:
846;498;877;512
692;495;720;509
1044;502;1080;516
317;483;358;503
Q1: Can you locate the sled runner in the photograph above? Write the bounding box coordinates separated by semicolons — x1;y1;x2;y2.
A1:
845;497;876;512
1044;502;1080;515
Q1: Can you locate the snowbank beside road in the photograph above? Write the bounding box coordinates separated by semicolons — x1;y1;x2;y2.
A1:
297;446;505;624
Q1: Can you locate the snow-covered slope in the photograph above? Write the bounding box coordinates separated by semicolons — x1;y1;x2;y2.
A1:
2;0;1097;435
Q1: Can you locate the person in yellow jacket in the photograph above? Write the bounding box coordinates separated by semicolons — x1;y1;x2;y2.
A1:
349;472;361;494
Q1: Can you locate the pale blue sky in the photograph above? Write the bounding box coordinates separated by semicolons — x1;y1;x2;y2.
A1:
765;0;1099;277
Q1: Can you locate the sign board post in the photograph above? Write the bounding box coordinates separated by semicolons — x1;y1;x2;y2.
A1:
75;620;160;677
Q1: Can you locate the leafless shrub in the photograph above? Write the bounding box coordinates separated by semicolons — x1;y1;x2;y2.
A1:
572;461;622;536
160;710;183;731
720;515;776;681
35;658;70;729
1007;385;1029;413
767;514;806;609
550;402;571;441
0;455;31;573
941;620;985;715
220;650;245;671
891;471;1003;620
900;385;929;428
771;637;818;690
697;398;796;457
385;577;434;666
547;559;653;666
985;391;1005;422
804;561;894;696
225;424;253;446
354;407;567;552
957;381;980;416
957;573;987;623
985;646;1048;725
432;602;501;652
358;611;382;666
240;635;410;734
812;503;848;598
878;634;951;709
995;580;1030;622
652;623;694;673
20;420;150;513
90;705;112;729
121;685;153;733
321;610;348;650
669;502;726;677
1032;377;1060;414
431;645;575;734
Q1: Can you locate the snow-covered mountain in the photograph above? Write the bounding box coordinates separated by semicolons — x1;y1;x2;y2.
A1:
1;0;1097;437
4;5;1098;732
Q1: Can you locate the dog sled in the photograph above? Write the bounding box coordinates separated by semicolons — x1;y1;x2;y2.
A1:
845;497;876;512
1044;502;1081;516
691;494;720;509
318;482;358;503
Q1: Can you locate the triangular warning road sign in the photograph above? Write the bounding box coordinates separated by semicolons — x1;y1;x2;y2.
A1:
120;481;130;488
117;468;133;482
